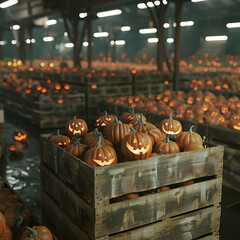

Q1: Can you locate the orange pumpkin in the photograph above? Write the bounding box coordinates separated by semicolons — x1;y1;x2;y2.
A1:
158;115;182;137
19;226;53;240
153;135;180;154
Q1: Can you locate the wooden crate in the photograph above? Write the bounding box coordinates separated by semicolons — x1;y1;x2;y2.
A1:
0;104;5;157
40;134;223;240
209;125;240;191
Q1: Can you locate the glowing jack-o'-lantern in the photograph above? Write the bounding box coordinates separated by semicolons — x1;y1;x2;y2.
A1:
84;138;117;166
158;115;182;137
65;116;88;139
231;119;240;131
121;127;152;161
13;130;27;142
95;111;115;132
50;129;70;148
9;142;23;153
153;135;180;154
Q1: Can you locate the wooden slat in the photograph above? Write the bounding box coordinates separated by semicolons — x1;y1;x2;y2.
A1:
103;205;221;240
40;165;95;238
94;145;223;201
197;235;219;240
40;136;95;206
42;192;90;240
95;178;222;237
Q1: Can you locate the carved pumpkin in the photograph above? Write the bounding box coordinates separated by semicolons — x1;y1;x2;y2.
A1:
95;111;114;132
0;227;13;240
158;115;182;137
12;130;27;142
106;116;130;146
84;138;117;166
9;142;23;154
231;119;240;131
120;107;146;124
184;142;204;151
66;138;88;159
184;110;195;120
121;127;152;161
50;130;70;148
133;113;156;133
176;126;203;151
65;116;88;139
0;212;6;237
128;115;140;127
19;226;53;240
153;135;180;154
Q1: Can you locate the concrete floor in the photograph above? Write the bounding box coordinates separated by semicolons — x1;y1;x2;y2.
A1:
0;112;240;239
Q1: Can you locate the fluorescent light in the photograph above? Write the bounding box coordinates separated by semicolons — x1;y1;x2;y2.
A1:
0;0;18;8
191;0;206;2
167;38;174;43
65;43;74;48
163;23;170;28
110;40;115;45
162;0;168;5
26;38;35;44
154;1;160;6
173;23;177;27
139;28;157;34
46;19;57;26
11;40;17;45
43;36;54;42
137;3;147;9
97;9;122;18
115;40;125;46
121;26;131;31
79;12;87;18
205;35;228;41
93;32;109;37
11;24;20;30
180;21;194;27
0;41;7;46
148;38;158;43
147;1;154;7
64;32;68;36
226;22;240;28
83;42;89;47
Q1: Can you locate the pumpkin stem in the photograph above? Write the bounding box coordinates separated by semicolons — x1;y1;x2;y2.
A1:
74;116;77;119
203;136;206;142
164;134;171;143
26;227;38;238
130;127;137;134
158;150;164;155
138;113;146;125
169;115;173;119
104;110;108;115
134;115;139;121
15;216;23;228
97;137;102;148
74;138;82;146
93;128;100;137
114;116;122;124
188;125;194;134
129;107;135;114
56;129;61;137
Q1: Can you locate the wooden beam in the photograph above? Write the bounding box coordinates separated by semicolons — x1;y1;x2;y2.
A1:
28;27;33;66
18;26;26;63
87;18;92;70
173;1;183;91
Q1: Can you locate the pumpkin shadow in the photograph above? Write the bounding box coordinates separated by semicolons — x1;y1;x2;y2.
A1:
9;153;24;161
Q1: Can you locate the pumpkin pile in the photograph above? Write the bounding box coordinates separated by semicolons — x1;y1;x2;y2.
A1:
50;112;205;167
0;181;53;240
108;90;240;131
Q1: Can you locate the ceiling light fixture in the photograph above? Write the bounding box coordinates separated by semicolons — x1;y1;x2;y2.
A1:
97;9;122;18
121;26;131;31
43;36;54;42
0;0;18;8
93;32;109;37
226;22;240;28
139;28;157;34
46;19;57;26
205;35;228;41
148;38;158;43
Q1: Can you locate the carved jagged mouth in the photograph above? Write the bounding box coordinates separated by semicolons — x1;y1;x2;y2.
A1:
15;135;26;141
69;126;81;135
126;142;151;155
93;158;115;166
233;125;240;131
162;127;181;135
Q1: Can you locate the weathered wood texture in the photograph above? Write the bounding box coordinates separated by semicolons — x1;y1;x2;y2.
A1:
0;104;5;157
40;134;223;239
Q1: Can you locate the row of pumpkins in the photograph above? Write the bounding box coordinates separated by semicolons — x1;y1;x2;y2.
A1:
109;90;240;131
0;182;53;240
50;111;204;167
189;75;240;92
0;74;80;98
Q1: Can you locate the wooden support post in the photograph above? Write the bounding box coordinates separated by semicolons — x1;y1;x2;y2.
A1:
173;1;183;91
85;76;89;122
0;30;3;60
87;18;92;70
73;20;80;67
18;26;26;63
28;27;33;66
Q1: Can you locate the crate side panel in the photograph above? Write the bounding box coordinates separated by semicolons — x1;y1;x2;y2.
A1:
95;178;222;237
95;146;223;200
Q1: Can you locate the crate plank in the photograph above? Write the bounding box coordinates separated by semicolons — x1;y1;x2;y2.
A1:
105;205;221;240
95;178;222;237
197;235;219;240
95;145;223;201
40;165;95;237
42;192;90;240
